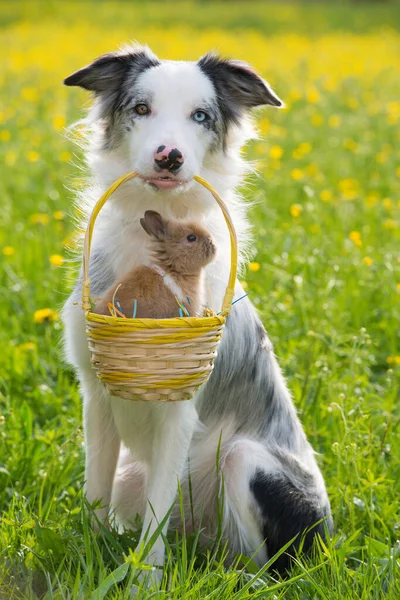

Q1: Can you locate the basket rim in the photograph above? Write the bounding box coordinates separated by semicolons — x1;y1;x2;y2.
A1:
86;311;226;328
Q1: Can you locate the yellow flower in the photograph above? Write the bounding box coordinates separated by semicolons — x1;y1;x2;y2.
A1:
288;88;302;102
383;219;396;230
34;308;59;324
0;130;11;142
310;224;321;233
5;151;17;166
320;190;333;202
53;211;65;220
2;246;15;256
306;88;320;104
291;168;304;181
21;87;38;102
248;262;260;272
30;213;50;225
27;151;40;163
311;114;324;126
290;204;303;218
240;280;248;290
383;198;392;210
53;115;66;131
386;356;400;366
60;151;71;162
258;117;270;135
17;342;36;352
366;193;379;207
363;257;373;266
50;254;64;266
376;152;387;165
328;115;341;128
396;167;400;179
349;231;362;247
269;145;283;159
347;98;359;109
344;139;358;151
397;283;400;291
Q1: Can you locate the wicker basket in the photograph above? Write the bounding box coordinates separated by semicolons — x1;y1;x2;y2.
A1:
81;171;237;402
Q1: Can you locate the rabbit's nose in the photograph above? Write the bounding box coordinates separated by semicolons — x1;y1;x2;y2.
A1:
154;146;184;173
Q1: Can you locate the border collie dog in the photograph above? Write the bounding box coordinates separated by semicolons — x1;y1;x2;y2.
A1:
62;44;332;577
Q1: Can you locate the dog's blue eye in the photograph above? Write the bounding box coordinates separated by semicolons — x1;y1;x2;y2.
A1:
187;234;197;242
192;111;208;123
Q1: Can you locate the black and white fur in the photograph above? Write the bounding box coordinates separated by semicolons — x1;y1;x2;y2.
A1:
62;44;332;579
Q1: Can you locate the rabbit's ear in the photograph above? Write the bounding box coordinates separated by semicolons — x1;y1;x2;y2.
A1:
141;211;167;239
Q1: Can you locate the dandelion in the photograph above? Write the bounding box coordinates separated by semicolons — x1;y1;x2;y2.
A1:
2;246;15;256
347;98;359;109
291;168;304;181
349;231;362;247
27;151;40;163
363;257;373;266
306;88;320;104
288;88;302;101
53;211;65;220
310;224;321;233
328;115;341;128
60;151;71;162
269;145;283;159
21;87;38;101
383;198;392;210
30;213;50;225
376;152;388;165
290;204;303;218
17;342;36;351
397;283;400;291
320;189;333;202
50;254;64;266
248;262;260;272
0;130;11;142
53;115;66;131
383;219;396;230
5;151;17;166
386;356;400;366
311;114;324;126
344;139;358;151
240;281;248;290
34;308;58;324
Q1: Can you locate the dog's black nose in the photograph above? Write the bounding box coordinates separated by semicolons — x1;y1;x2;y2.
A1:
153;146;184;173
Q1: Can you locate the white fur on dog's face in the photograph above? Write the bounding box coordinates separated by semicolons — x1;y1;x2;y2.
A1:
128;62;219;188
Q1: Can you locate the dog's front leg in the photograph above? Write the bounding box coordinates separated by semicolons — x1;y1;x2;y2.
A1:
81;370;121;524
137;401;198;579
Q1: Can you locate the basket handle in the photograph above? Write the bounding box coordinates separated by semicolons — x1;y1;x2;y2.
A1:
81;171;238;317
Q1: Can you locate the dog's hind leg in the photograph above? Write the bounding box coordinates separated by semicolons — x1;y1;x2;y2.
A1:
180;430;332;571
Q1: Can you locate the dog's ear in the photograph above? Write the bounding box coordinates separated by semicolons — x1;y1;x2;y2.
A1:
198;53;283;109
64;46;159;93
140;211;168;240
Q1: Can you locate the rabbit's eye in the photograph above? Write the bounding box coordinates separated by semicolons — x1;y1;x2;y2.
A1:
187;234;197;242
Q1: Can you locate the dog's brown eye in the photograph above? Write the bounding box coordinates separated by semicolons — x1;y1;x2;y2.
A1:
134;103;150;116
187;234;197;242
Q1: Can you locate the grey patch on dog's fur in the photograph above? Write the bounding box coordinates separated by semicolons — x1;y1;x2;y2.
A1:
64;46;160;149
198;53;283;148
71;250;115;300
196;287;305;451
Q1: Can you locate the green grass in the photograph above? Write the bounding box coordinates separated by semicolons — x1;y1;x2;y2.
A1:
1;1;400;598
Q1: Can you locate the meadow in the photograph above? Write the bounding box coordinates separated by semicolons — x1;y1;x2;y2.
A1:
0;1;399;598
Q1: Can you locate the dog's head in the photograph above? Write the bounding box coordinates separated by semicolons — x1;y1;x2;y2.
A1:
64;44;283;193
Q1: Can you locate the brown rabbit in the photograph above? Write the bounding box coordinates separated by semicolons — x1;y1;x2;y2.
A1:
95;210;216;318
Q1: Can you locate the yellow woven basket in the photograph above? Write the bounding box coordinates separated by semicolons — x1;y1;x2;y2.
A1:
81;171;237;402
